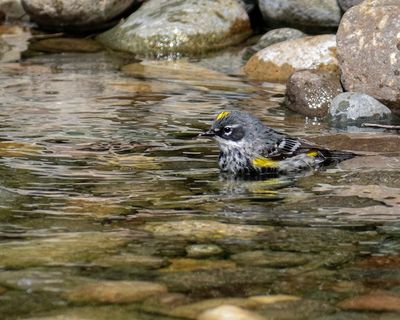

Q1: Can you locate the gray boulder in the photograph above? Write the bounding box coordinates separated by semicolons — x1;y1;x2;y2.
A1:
286;70;343;118
329;92;392;123
21;0;139;32
337;0;364;11
243;28;306;60
97;0;252;59
337;0;400;115
258;0;342;28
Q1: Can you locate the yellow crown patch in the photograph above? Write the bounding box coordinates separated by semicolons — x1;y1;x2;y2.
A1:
252;156;278;168
306;150;318;157
216;111;230;121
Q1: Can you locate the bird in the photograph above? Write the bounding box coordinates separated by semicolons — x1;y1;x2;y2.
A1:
200;111;356;177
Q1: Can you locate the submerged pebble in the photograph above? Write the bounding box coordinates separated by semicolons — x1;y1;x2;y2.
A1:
198;305;265;320
185;244;224;258
66;280;168;304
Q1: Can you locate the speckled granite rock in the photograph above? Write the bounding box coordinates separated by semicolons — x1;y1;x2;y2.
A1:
97;0;252;59
244;35;338;82
286;70;343;117
337;0;400;114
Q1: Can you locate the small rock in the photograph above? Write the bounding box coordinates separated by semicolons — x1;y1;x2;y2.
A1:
285;70;343;117
357;256;400;268
141;220;272;240
243;28;306;60
231;250;311;268
98;0;252;58
338;291;400;312
92;253;168;269
21;0;139;32
66;280;168;304
258;0;342;29
338;0;364;11
186;244;224;258
249;295;301;304
244;35;338;82
329;92;392;123
198;305;266;320
337;0;400;114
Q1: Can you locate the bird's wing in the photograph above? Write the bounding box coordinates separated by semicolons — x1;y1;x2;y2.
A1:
264;136;355;162
264;136;323;160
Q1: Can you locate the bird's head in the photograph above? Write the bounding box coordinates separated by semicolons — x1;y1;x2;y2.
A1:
200;111;265;151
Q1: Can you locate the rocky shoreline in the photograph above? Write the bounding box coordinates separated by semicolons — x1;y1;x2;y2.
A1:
2;0;399;124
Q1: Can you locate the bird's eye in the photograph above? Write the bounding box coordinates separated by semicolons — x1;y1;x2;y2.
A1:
223;127;232;134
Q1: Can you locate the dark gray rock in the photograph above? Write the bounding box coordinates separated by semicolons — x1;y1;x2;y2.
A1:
329;92;392;123
285;70;343;117
337;0;400;115
97;0;252;59
21;0;139;32
258;0;342;28
338;0;364;11
243;28;306;60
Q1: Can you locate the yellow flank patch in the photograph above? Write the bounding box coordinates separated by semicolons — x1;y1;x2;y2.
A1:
306;150;318;157
252;156;278;168
216;111;230;121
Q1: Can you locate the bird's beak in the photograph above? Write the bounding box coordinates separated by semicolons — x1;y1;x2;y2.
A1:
199;129;216;137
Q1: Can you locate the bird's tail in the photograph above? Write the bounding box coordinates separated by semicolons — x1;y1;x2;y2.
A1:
320;149;357;163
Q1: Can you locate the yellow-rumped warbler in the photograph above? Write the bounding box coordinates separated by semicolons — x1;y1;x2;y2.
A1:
201;111;355;176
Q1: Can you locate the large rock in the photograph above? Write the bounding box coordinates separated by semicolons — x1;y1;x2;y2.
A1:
258;0;342;29
244;35;338;82
329;92;392;123
285;70;343;117
337;0;400;114
97;0;252;59
21;0;139;32
243;28;306;60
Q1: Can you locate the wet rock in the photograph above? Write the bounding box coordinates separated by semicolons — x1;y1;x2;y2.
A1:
244;35;338;82
249;295;300;304
98;0;252;59
258;0;342;29
231;250;311;268
158;267;278;294
29;38;103;53
198;305;265;320
170;298;259;319
92;253;168;269
243;28;306;60
0;232;130;269
337;0;400;115
257;299;336;320
161;258;236;272
21;0;138;33
338;291;400;312
329;92;392;123
338;0;364;11
141;220;272;241
186;244;224;258
357;256;400;269
285;70;343;117
0;0;26;20
66;280;168;304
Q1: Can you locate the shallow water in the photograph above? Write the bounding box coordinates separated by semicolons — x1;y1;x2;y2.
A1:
0;26;400;320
